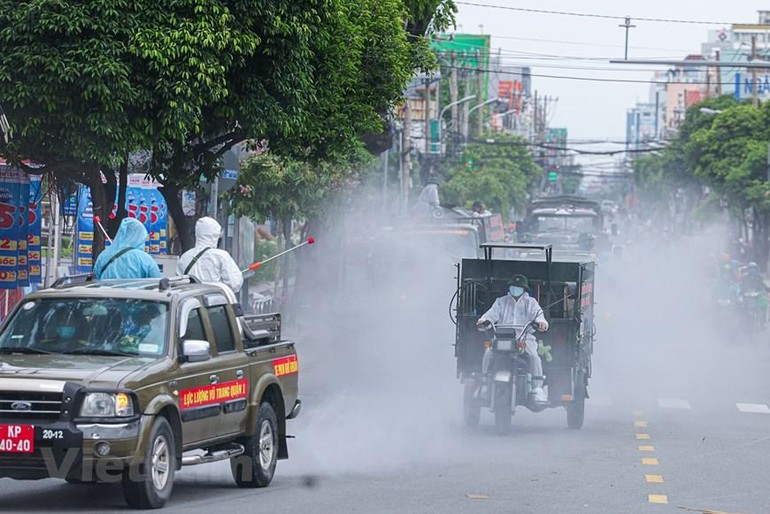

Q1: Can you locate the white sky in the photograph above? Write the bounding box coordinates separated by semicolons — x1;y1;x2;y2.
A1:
455;1;770;139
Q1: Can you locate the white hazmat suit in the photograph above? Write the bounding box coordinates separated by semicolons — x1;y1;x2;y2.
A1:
177;217;244;294
478;291;549;399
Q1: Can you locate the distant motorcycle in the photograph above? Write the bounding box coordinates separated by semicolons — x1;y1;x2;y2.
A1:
739;288;768;333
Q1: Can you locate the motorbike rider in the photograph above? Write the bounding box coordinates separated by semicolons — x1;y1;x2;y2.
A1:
176;217;243;294
93;218;161;279
476;274;549;402
740;262;766;292
739;262;768;325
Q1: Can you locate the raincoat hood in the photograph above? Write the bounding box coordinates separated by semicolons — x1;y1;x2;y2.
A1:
114;218;149;250
195;217;222;248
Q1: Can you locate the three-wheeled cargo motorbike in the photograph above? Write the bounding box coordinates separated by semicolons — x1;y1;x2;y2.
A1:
452;243;595;433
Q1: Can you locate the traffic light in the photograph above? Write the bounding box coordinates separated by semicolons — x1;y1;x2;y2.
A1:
547;165;559;182
465;157;474;171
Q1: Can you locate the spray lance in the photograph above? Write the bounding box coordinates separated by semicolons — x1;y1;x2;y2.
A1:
92;216;112;243
242;237;316;277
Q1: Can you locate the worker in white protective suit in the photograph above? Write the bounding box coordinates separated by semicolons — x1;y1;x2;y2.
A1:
177;217;243;294
476;274;549;402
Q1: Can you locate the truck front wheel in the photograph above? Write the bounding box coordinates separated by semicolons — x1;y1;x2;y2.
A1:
122;416;176;509
231;401;278;488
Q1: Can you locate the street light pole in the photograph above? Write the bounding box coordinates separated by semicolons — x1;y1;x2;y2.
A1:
468;97;501;117
437;94;476;153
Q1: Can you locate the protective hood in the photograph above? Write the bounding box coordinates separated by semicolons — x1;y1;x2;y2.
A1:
195;217;222;248
113;218;148;250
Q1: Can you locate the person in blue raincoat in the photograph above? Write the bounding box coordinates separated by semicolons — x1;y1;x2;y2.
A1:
93;217;161;279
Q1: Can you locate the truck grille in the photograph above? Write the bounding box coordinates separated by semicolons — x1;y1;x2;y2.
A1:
0;391;63;421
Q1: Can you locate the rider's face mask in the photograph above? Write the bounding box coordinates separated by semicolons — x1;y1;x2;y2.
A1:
509;286;525;297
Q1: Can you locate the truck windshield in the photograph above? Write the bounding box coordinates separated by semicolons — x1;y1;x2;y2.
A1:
534;216;596;233
0;298;169;357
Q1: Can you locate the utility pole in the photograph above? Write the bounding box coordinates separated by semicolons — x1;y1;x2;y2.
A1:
462;64;473;143
449;52;458;154
401;102;411;214
533;90;539;141
752;35;759;109
424;76;431;154
382;148;388;218
715;50;722;95
476;61;484;137
619;17;636;60
706;67;711;98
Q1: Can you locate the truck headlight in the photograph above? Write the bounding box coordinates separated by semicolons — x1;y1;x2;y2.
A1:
495;339;513;352
80;392;135;417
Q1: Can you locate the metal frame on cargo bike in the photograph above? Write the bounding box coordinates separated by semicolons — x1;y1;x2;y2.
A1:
453;243;595;427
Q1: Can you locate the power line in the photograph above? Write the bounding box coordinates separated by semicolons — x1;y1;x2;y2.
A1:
428;38;680;62
474;34;693;54
444;64;726;86
455;2;731;25
472;138;667;156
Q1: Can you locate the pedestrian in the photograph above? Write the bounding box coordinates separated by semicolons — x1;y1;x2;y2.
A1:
176;217;243;294
471;201;492;217
93;218;161;279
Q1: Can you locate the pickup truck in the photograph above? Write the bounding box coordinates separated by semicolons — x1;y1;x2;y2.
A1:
0;276;300;509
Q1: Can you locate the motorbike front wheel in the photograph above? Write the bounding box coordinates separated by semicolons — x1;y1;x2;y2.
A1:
493;382;513;435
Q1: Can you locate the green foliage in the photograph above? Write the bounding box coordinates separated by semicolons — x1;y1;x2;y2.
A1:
249;238;280;282
403;0;457;70
226;148;373;223
0;0;431;252
441;135;541;220
633;95;770;214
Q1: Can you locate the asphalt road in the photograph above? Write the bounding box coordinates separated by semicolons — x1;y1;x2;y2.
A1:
2;232;769;513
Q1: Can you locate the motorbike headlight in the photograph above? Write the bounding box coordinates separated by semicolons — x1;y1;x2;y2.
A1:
496;339;513;352
79;392;135;418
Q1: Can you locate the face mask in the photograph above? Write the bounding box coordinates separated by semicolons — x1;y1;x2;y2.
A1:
57;326;75;339
509;286;524;297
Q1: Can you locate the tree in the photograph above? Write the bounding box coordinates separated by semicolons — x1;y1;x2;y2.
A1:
634;94;770;265
0;0;452;256
146;0;419;250
0;0;261;256
441;135;541;220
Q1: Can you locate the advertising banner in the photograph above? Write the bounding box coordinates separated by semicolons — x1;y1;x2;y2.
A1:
28;176;42;283
0;167;22;289
16;175;29;287
75;185;94;273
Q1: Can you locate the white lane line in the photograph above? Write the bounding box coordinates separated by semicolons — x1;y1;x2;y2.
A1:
658;398;691;410
736;403;770;414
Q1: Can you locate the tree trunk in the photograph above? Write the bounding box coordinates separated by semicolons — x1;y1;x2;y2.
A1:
160;182;194;253
281;215;291;294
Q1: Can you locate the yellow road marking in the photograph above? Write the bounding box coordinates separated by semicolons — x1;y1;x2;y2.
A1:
645;474;664;483
634;420;648;428
636;433;651;440
641;458;659;465
465;494;489;500
638;445;655;452
648;494;668;504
